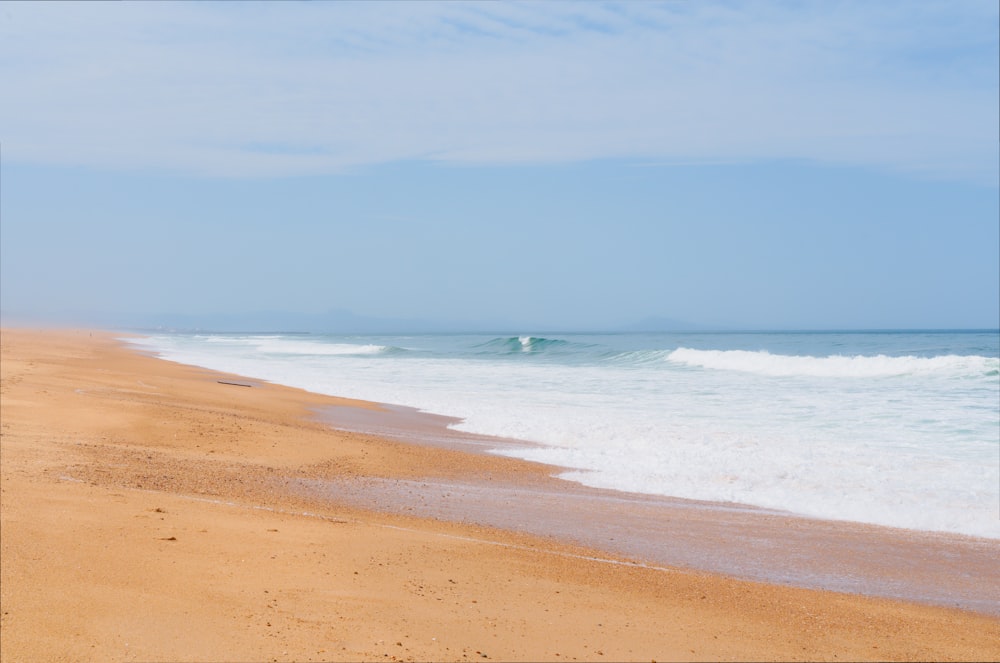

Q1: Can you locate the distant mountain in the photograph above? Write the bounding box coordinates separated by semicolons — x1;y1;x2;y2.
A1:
117;309;472;334
1;308;519;334
3;307;721;334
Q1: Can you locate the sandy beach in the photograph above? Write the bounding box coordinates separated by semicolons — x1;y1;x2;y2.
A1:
1;328;998;662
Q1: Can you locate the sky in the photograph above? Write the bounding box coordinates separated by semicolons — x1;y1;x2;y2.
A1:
1;1;998;331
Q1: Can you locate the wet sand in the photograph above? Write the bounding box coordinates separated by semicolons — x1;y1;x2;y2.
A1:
2;328;998;662
318;405;1000;614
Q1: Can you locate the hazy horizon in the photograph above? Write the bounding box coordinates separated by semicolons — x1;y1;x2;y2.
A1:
2;306;997;336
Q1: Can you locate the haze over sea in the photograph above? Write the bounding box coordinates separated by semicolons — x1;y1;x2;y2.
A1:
129;329;1000;539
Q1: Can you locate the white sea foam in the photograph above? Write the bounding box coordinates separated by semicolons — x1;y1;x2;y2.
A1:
253;339;388;356
125;332;1000;539
666;347;998;378
184;336;389;356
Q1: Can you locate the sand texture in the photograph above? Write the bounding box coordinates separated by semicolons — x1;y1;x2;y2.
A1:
2;328;998;662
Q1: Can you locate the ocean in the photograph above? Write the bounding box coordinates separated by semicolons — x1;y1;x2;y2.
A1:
126;330;1000;539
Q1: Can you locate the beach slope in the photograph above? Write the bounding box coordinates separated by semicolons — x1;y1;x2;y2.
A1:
1;328;998;662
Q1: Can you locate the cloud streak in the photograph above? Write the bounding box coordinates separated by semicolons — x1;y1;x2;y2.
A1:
2;1;996;181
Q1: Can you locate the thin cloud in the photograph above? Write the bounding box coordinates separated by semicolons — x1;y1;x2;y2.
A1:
1;1;996;182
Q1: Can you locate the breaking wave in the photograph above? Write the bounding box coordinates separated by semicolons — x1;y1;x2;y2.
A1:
666;348;999;378
475;336;577;354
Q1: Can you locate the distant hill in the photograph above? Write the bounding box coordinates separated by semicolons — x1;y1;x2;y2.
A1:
115;309;478;334
2;308;723;334
1;308;518;334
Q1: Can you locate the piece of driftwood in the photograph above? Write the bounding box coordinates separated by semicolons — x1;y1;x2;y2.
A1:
217;380;252;388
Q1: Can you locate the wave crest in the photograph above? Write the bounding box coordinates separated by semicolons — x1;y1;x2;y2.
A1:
476;336;575;354
666;348;999;378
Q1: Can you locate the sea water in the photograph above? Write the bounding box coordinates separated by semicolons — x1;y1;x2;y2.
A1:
126;330;1000;538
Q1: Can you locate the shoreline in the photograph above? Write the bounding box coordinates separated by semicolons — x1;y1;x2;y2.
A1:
125;328;1000;541
317;398;1000;614
2;327;998;661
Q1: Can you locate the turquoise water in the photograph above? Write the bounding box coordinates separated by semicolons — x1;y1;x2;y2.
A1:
128;330;1000;538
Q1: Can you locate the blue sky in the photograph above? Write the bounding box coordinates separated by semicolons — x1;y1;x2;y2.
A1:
1;1;998;330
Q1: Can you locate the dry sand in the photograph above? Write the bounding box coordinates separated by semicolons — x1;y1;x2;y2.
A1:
1;328;998;662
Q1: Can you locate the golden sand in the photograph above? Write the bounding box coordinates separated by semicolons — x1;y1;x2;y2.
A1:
2;328;998;661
